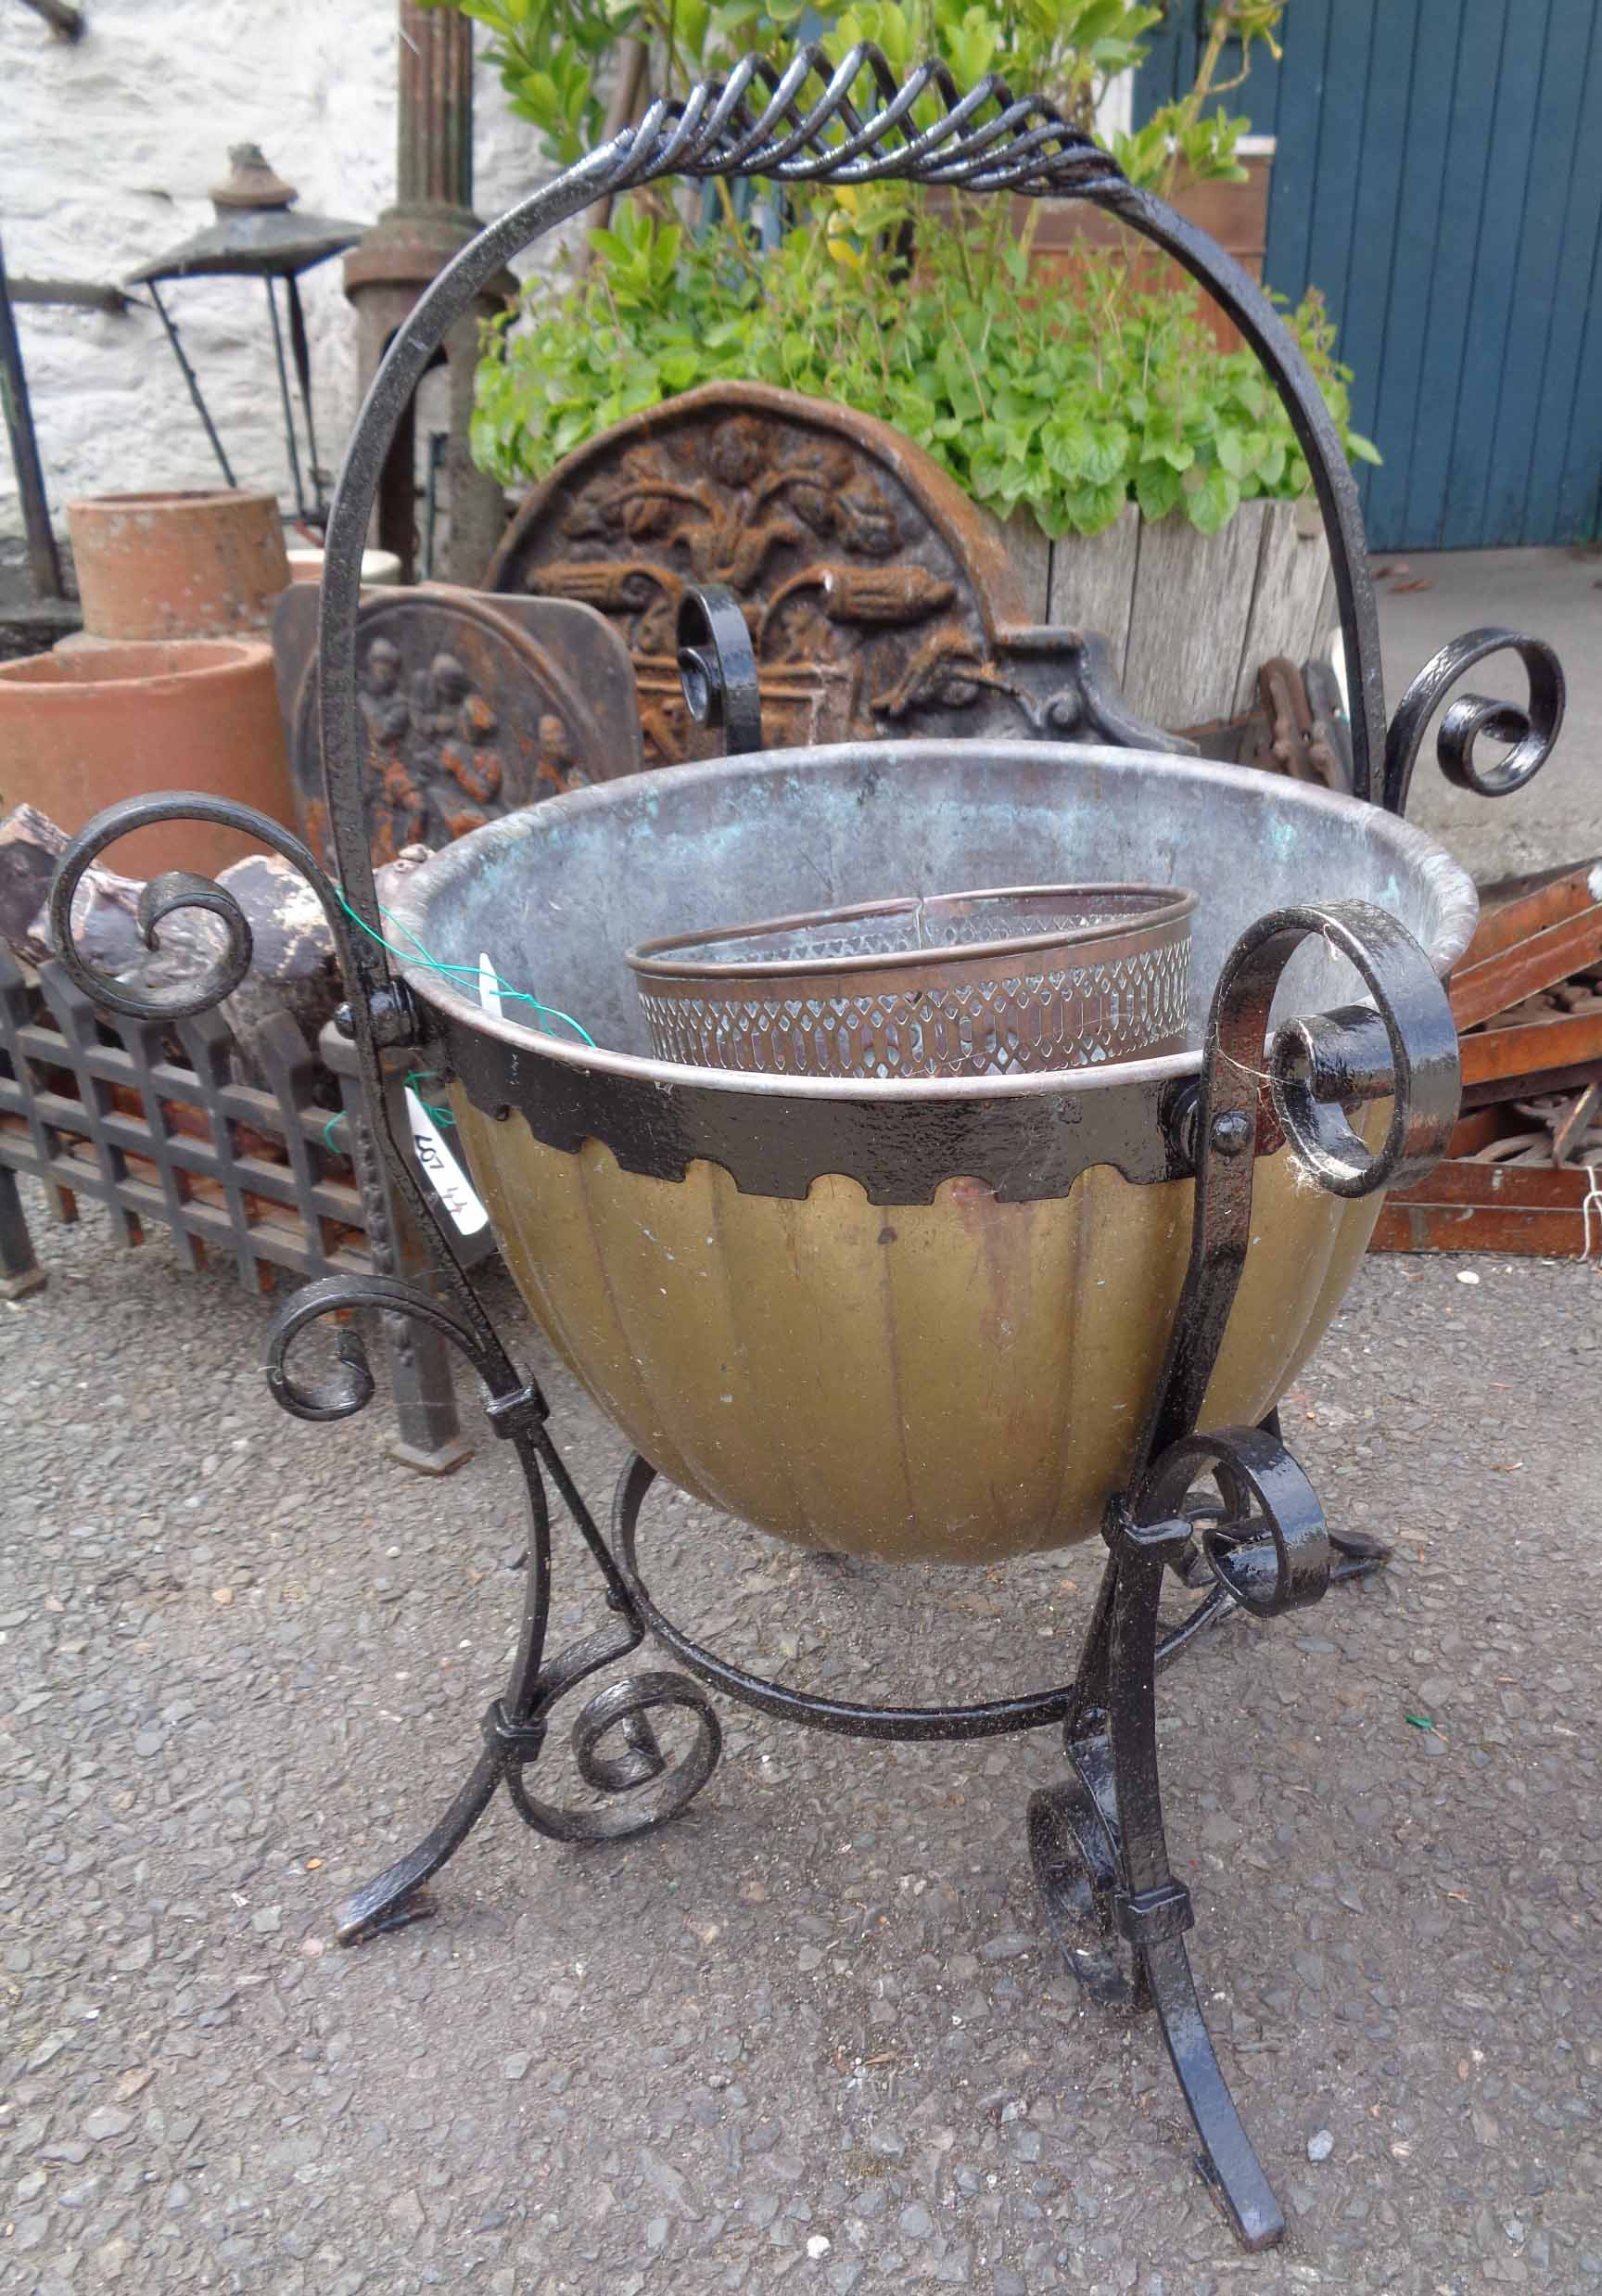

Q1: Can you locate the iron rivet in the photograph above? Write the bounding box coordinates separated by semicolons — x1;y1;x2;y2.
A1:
1210;1110;1253;1157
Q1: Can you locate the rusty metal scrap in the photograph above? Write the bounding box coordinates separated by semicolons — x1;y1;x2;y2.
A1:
1183;657;1354;793
273;583;643;868
1373;857;1602;1257
1233;657;1350;791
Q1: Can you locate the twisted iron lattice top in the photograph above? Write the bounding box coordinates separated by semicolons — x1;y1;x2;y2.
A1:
575;42;1128;200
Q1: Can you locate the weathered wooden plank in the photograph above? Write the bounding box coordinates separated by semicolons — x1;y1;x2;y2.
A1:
1045;503;1139;680
1460;1009;1602;1091
999;506;1051;622
1554;6;1602;542
1305;2;1378;372
1261;0;1333;302
1230;500;1333;708
1380;1157;1592;1210
1443;3;1552;546
1120;498;1267;728
1402;0;1503;545
1370;1195;1590;1257
1339;0;1415;486
1530;6;1602;542
1481;0;1585;542
1359;0;1460;547
1450;903;1602;1029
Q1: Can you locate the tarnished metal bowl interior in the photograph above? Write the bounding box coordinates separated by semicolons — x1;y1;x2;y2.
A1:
388;740;1476;1563
627;882;1198;1079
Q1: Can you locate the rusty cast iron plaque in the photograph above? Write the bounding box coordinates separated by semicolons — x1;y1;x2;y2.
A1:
273;583;643;866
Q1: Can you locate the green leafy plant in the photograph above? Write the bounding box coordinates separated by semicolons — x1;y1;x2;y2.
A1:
428;0;1379;536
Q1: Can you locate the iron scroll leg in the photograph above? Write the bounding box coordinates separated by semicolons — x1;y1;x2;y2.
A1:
1108;1526;1284;2250
1032;899;1460;2246
44;797;724;1945
1033;1428;1333;2249
1031;1469;1298;2248
251;1275;723;1946
1031;1430;1387;2243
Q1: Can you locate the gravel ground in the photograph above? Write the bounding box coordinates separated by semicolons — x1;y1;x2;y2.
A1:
3;1182;1601;2294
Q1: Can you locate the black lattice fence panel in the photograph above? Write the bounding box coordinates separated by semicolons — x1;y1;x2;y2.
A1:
0;945;374;1282
0;945;474;1470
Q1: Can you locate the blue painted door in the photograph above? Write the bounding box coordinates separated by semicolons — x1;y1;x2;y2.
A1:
1134;1;1602;550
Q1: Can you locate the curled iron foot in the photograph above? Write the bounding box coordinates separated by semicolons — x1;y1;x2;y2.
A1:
1165;1410;1392;1615
499;1619;724;1845
336;1752;504;1945
336;1622;723;1945
1329;1524;1392;1585
265;1278;722;1942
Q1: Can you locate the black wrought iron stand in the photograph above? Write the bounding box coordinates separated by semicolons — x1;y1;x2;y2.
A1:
47;47;1564;2253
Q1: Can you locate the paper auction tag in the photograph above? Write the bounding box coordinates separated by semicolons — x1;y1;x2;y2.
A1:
404;1087;488;1235
478;953;503;1016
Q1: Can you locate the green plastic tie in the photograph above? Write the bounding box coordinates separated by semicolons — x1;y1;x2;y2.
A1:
332;887;594;1047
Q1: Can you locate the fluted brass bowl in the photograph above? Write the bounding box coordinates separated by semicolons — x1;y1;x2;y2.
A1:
387;740;1475;1563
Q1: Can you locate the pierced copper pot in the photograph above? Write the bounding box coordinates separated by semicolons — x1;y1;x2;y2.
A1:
628;883;1195;1079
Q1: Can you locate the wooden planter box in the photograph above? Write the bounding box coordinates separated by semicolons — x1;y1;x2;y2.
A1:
1024;147;1275;353
1003;493;1335;733
998;144;1339;729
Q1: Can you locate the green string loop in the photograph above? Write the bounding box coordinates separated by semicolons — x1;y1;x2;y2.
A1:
333;888;594;1048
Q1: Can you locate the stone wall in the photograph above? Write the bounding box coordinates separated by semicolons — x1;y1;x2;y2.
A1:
1;0;565;542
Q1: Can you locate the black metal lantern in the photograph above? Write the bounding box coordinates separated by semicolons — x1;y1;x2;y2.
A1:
127;145;367;526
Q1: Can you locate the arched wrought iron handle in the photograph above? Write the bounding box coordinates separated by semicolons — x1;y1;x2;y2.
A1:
1382;627;1565;816
314;32;1393;947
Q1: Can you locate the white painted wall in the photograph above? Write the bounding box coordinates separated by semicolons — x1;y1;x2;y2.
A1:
1095;69;1134;141
3;19;1151;546
1;0;564;541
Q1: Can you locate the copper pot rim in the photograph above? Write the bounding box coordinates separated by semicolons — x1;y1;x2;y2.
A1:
626;882;1198;987
388;738;1479;1109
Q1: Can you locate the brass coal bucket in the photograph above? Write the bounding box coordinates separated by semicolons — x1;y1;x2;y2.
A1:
386;737;1475;1563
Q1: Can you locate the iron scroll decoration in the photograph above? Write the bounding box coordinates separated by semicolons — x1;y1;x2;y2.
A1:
44;43;1565;2257
1382;623;1566;818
